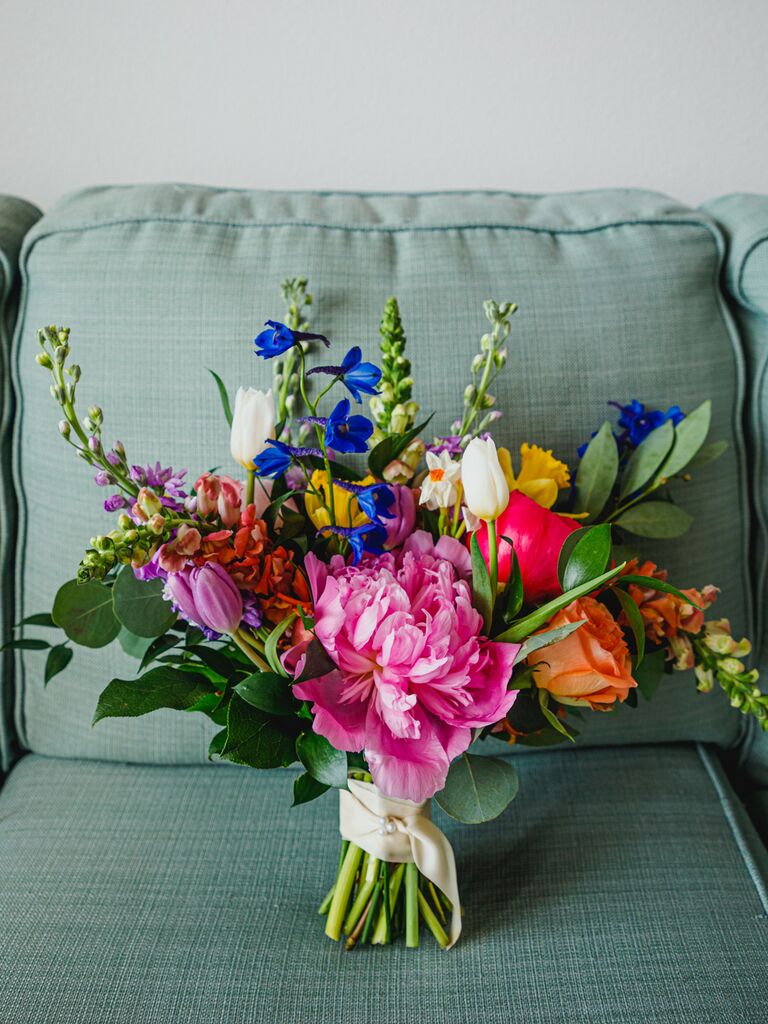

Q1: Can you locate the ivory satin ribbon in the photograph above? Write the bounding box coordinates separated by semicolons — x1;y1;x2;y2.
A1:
338;778;461;949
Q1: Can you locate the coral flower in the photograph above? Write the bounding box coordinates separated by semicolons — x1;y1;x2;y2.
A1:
527;597;636;710
293;532;519;803
622;560;718;644
255;546;311;626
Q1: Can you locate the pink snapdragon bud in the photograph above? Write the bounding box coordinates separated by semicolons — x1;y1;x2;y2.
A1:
195;472;243;527
165;563;243;634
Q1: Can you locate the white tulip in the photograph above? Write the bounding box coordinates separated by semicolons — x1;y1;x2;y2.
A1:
461;437;509;522
230;387;275;469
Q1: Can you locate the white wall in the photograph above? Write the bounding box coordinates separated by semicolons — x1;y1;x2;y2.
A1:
2;0;766;210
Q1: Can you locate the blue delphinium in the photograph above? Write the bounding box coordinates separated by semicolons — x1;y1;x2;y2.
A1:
577;400;685;458
323;399;374;454
254;320;330;359
308;345;382;403
321;523;388;564
335;480;395;521
254;440;322;478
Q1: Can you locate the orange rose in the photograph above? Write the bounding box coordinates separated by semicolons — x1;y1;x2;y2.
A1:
527;597;636;710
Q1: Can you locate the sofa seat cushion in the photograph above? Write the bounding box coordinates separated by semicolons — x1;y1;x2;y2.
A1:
12;186;752;763
0;745;765;1024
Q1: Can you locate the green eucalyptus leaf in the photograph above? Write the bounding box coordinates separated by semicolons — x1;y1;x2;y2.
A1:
434;753;519;824
207;368;233;427
687;439;728;470
513;620;586;665
613;588;645;666
367;415;433;479
497;561;626;643
220;694;297;769
573;422;618;521
93;667;211;724
656;400;711;481
118;627;153;660
292;771;330;806
1;638;51;651
560;524;612;592
52;579;121;649
296;731;348;788
619;420;675;499
112;567;177;638
234;671;296;715
615;502;693;539
44;643;73;684
471;532;493;632
15;612;57;628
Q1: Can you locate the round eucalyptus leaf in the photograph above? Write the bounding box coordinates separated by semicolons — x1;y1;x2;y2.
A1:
112;567;177;638
52;579;121;649
435;753;519;824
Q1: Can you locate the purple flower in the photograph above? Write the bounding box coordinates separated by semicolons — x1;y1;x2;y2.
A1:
428;435;464;457
241;593;263;630
106;450;122;467
164;563;243;634
382;484;416;548
132;548;167;582
103;494;129;512
94;470;114;487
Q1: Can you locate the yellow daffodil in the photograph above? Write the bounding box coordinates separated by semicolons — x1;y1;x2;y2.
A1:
497;443;570;509
305;469;373;531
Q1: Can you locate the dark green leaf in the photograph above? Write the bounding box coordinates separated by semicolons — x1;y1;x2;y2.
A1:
208;728;227;760
557;529;585;588
515;728;571;747
498;542;523;624
112;567;177;638
263;489;305;529
296;731;348;788
470;532;493;632
15;612;57;628
618;574;702;607
434;753;519;824
93;667;211;724
293;638;337;683
220;694;297;768
573;421;618;521
633;647;667;700
560;524;612;592
496;561;626;643
538;691;575;741
186;644;235;680
118;627;154;660
367;415;433;479
207;368;233;427
619;420;675;499
1;638;51;651
235;671;296;715
139;633;180;672
264;614;295;676
615;502;693;538
44;643;73;684
292;771;330;806
613;588;646;667
656;400;711;481
513;620;586;665
52;579;121;649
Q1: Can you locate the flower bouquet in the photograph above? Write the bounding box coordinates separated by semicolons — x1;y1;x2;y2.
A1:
9;281;767;951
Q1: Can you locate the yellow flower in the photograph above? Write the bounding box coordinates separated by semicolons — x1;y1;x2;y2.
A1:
304;469;373;531
497;443;570;509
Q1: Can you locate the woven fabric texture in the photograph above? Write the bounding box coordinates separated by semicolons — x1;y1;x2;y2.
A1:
11;186;751;762
0;195;41;772
0;745;765;1024
703;194;768;801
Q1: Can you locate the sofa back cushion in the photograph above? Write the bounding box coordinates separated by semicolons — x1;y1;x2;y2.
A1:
0;195;41;771
11;186;752;763
703;193;768;787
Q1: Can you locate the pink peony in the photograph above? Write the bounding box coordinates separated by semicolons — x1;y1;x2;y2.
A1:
293;531;519;802
382;484;417;550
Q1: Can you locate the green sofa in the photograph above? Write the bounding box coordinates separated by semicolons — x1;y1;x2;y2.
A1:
0;187;766;1023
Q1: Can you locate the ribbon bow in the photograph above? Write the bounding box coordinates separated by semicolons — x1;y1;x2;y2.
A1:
339;778;461;948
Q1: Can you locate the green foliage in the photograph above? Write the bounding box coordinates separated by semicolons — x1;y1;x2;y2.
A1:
296;731;349;788
574;422;618;521
372;297;417;434
292;772;330;806
2;638;50;651
235;671;296;715
614;501;693;538
367;415;433;480
688;439;728;470
264;613;296;676
45;643;73;684
538;690;575;741
656;400;711;481
613;588;646;666
206;369;233;427
498;544;523;624
513;621;586;665
559;524;612;592
618;574;701;605
15;613;56;628
52;579;121;648
470;532;493;632
633;647;667;700
93;667;211;724
619;420;675;499
434;753;519;824
220;694;297;769
118;627;153;660
112;567;177;638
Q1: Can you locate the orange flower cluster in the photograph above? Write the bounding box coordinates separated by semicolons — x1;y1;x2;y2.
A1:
621;560;718;669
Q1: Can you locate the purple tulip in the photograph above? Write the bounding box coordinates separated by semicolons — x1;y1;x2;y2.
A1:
383;484;416;549
165;563;243;634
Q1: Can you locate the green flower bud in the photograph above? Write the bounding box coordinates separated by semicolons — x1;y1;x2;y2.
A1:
464;385;476;403
87;405;103;425
122;529;138;543
36;352;53;369
721;657;745;675
50;384;65;404
147;514;165;536
82;417;95;432
117;512;132;531
69;364;81;382
58;420;71;438
54;345;68;364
